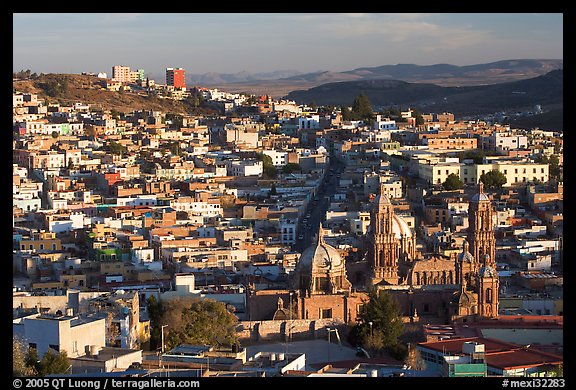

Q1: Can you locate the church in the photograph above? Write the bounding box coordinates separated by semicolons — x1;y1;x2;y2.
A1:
363;182;499;323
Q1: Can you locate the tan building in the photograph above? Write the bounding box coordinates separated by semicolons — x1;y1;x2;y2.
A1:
461;162;549;186
19;231;62;252
424;137;477;150
419;161;462;186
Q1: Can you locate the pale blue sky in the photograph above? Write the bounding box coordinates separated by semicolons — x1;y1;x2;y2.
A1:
13;13;563;77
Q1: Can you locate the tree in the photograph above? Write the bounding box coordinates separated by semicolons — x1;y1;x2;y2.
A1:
51;130;59;139
351;93;373;122
350;288;404;355
340;106;353;121
480;170;507;189
105;140;128;156
442;173;464;190
257;153;277;178
411;108;425;126
24;347;40;376
36;349;70;376
549;154;561;180
147;295;163;351
282;163;302;174
160;297;239;350
13;337;32;376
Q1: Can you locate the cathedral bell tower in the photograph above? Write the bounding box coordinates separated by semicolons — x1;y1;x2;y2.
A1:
468;182;496;267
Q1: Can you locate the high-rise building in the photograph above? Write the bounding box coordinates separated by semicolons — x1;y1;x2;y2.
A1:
112;65;144;83
112;65;131;82
166;67;186;88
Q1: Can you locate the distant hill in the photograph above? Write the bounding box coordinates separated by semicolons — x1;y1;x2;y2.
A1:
186;69;304;85
201;59;562;97
12;73;217;115
285;70;563;120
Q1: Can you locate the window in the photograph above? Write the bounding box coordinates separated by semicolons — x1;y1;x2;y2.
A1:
29;244;34;250
320;308;332;319
39;244;44;250
72;341;78;353
52;244;57;250
504;170;507;174
515;169;518;174
533;168;536;173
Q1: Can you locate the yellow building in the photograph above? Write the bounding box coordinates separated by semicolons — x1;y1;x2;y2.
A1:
461;162;549;186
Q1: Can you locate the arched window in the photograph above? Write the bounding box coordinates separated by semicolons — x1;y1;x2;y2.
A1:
415;272;420;285
422;272;428;285
486;288;493;304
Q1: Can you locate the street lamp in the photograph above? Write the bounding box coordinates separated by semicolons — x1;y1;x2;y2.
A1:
368;321;373;338
161;324;168;354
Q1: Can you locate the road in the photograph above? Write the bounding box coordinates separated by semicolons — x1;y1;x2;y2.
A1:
294;156;346;253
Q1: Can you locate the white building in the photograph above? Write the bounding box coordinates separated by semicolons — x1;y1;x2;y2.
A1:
226;159;263;177
13;313;106;358
262;150;289;167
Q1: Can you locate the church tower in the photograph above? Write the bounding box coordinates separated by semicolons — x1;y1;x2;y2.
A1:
468;182;496;267
477;255;499;318
370;183;401;284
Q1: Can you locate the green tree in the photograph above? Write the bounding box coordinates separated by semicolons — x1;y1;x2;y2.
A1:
160;297;239;350
411;108;425;126
25;347;41;376
257;153;277;178
270;183;277;196
442;173;464;190
282;163;302;174
13;337;32;376
351;93;373;122
37;349;70;376
351;288;404;354
480;170;507;189
549;154;561;180
340;106;354;121
105;140;128;156
147;295;163;351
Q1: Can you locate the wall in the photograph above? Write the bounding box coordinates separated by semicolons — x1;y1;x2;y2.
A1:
237;318;347;343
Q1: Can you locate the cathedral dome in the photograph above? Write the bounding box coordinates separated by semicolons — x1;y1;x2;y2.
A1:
471;182;490;202
452;288;477;308
391;214;413;239
298;226;343;271
458;240;474;262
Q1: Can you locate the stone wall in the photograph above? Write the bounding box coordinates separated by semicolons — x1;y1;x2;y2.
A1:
237;318;348;344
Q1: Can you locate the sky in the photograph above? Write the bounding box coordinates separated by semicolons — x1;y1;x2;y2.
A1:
13;13;563;78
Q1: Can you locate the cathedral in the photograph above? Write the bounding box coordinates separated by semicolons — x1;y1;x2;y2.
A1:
365;182;499;322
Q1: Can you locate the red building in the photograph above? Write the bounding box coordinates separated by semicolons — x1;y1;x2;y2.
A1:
166;67;185;88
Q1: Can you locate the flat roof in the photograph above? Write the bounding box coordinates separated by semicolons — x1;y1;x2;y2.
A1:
418;337;563;370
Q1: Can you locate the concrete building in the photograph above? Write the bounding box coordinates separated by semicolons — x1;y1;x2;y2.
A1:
417;337;563;377
166;67;186;89
13;313;106;358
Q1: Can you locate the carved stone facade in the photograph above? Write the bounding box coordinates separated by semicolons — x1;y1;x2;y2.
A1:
366;182;499;322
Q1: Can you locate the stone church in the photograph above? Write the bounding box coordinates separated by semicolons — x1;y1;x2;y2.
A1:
364;182;499;323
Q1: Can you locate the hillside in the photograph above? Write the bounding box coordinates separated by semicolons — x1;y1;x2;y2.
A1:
12;73;216;115
202;59;562;97
286;70;563;120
